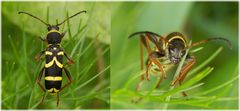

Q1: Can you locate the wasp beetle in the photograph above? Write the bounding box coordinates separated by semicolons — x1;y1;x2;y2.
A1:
19;10;86;106
129;31;232;97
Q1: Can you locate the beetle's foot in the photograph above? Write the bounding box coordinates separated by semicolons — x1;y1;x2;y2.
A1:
67;60;74;65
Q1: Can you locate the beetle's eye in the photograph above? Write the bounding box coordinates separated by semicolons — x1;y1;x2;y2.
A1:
169;48;174;53
47;27;51;31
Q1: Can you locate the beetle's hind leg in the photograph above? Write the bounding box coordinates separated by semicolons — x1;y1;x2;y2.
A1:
57;93;60;107
55;67;72;107
171;56;196;96
59;67;73;92
37;67;46;104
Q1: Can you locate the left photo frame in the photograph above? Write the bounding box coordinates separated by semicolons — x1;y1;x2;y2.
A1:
2;2;110;109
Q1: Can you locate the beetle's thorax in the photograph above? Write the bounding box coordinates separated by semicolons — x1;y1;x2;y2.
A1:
46;26;62;45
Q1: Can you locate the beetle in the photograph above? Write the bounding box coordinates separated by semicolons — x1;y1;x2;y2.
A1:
129;31;232;96
19;10;86;106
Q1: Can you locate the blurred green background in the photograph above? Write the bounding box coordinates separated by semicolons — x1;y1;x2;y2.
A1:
2;2;110;109
111;2;238;109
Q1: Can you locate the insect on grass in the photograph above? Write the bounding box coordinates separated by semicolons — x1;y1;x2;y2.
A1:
128;31;232;101
19;10;87;106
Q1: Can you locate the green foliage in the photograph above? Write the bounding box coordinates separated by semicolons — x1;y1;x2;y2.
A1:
111;2;238;109
2;2;110;109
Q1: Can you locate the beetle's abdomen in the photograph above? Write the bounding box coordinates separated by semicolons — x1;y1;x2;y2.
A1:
44;46;64;94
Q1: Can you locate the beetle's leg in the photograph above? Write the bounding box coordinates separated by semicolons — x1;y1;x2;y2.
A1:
39;36;46;42
57;67;72;106
171;56;196;96
140;34;152;53
61;31;67;38
148;52;165;88
64;52;74;65
140;37;144;70
37;67;46;103
156;75;164;88
35;51;45;61
145;59;151;81
136;74;145;91
59;67;73;92
57;93;60;107
149;53;166;80
145;35;166;80
133;72;144;103
140;34;166;80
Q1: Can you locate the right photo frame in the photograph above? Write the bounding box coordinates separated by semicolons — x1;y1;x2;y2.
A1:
111;2;238;109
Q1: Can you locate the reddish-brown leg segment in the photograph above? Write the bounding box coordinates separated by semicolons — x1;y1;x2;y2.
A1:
135;37;146;91
145;59;151;81
139;33;167;89
56;67;73;106
64;52;75;65
136;74;145;91
171;56;196;96
142;34;166;80
140;37;144;70
57;93;60;107
59;67;73;92
37;67;46;103
156;75;164;88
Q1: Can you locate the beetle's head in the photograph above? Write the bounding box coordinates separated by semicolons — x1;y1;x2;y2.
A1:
168;40;186;64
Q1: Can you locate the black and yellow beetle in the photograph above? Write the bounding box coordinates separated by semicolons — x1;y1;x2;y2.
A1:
19;10;86;106
129;31;232;96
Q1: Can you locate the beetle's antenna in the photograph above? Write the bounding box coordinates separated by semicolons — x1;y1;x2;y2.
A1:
185;37;232;50
128;31;161;38
18;11;51;26
56;10;87;27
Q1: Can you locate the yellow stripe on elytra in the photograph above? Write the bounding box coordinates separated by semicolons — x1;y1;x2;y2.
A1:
168;36;187;47
45;57;63;68
57;51;64;55
45;76;62;81
45;51;53;55
47;29;60;34
47;88;60;93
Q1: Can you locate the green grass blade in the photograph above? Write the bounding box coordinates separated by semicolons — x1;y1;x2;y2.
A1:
73;65;110;92
195;75;238;96
158;67;214;98
2;85;29;102
8;35;19;62
187;47;223;77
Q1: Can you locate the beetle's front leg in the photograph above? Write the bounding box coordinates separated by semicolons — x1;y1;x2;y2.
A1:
171;56;196;96
61;31;67;38
39;36;46;42
149;53;166;80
